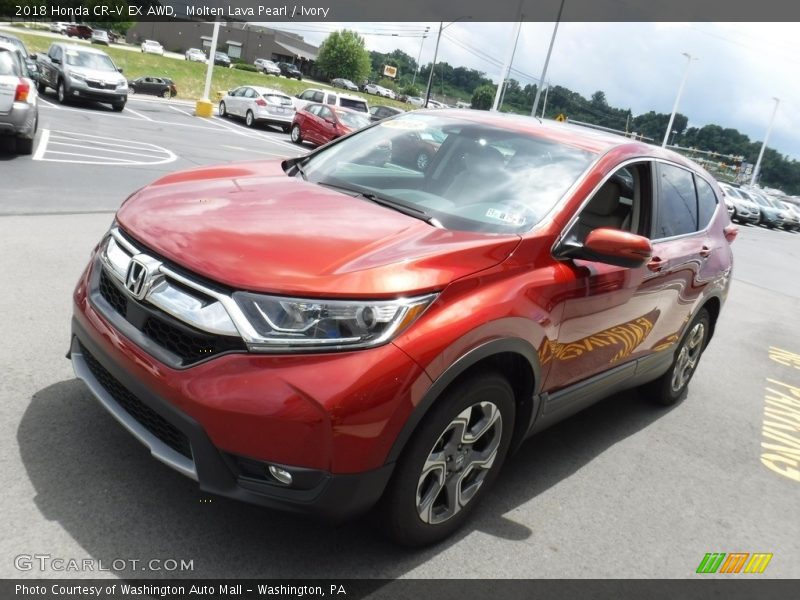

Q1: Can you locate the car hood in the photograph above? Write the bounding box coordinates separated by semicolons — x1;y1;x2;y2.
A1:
116;161;520;297
67;66;123;84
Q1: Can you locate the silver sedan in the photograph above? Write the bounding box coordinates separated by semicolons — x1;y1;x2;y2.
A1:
218;85;295;131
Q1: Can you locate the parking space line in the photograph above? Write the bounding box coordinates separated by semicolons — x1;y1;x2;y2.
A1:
32;128;50;161
48;141;170;159
168;105;195;118
37;96;60;109
46;150;140;163
125;107;154;121
49;132;167;150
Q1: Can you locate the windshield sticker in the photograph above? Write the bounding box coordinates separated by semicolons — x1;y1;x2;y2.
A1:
485;208;525;226
379;120;427;131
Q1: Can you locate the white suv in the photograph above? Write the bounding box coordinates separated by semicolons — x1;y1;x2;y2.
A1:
293;88;368;113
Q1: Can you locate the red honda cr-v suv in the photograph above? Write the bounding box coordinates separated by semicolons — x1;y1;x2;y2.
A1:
70;111;735;546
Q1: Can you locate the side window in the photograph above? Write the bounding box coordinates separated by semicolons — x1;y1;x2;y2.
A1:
326;94;337;105
695;177;718;230
312;91;324;103
244;88;257;99
570;162;653;242
369;106;379;116
306;105;321;116
318;107;333;121
300;90;315;100
655;163;697;238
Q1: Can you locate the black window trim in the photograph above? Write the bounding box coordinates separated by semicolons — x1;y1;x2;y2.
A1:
651;158;720;243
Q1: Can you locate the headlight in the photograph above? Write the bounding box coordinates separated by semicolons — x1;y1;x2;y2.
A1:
232;292;436;351
69;71;86;81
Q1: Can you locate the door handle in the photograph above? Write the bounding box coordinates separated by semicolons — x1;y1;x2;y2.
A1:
647;256;665;273
699;245;713;258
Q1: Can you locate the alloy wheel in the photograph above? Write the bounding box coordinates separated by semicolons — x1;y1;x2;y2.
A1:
671;322;706;393
415;401;503;525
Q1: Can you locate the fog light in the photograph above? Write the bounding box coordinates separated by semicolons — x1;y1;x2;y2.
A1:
268;465;293;485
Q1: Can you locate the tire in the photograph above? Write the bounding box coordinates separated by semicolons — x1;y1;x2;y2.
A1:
245;110;255;127
281;124;291;133
16;136;34;155
160;89;169;98
378;371;515;547
218;101;227;117
37;80;46;94
416;152;431;171
57;80;68;104
290;124;303;144
643;308;710;406
112;102;125;112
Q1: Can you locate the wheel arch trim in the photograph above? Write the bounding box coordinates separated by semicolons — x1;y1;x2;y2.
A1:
385;337;543;465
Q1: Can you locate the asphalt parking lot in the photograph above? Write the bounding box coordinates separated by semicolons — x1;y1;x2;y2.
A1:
1;97;798;582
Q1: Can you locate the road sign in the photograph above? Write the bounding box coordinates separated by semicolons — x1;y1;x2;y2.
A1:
556;113;567;122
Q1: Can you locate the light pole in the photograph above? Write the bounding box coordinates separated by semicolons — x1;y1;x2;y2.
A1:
751;97;780;186
411;27;430;88
196;20;221;118
424;17;471;108
531;0;565;117
540;82;550;118
492;0;524;112
662;52;696;148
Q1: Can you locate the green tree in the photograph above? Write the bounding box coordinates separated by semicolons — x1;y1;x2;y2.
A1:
471;84;496;110
315;30;371;83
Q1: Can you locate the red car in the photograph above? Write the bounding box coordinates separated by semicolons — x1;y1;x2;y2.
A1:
69;111;735;546
290;102;370;147
65;24;93;40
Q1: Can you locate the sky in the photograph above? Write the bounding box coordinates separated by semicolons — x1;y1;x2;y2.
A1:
267;22;800;161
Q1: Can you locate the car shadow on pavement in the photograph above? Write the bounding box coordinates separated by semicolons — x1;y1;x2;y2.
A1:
18;379;673;579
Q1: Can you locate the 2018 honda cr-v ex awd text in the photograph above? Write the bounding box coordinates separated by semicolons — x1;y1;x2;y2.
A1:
69;111;736;546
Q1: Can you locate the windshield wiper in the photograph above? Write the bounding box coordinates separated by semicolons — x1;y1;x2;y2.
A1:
318;182;439;226
282;157;308;180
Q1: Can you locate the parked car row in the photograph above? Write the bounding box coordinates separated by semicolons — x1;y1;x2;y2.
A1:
718;182;799;231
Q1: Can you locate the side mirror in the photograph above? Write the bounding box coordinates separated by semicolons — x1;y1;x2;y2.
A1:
51;57;61;64
117;67;123;73
581;228;652;268
29;53;37;60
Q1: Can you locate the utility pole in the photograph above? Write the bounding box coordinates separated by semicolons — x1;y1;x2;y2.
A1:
662;52;695;148
492;0;524;112
751;97;780;186
531;0;565;117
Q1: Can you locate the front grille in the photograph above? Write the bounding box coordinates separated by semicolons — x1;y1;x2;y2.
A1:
97;269;245;366
98;270;127;315
86;80;115;90
81;344;193;460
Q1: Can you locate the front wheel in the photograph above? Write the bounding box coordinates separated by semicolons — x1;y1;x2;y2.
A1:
290;124;303;144
57;80;68;104
378;372;515;547
37;80;47;94
112;102;125;112
643;308;710;406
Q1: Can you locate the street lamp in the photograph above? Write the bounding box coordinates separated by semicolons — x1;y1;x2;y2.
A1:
424;17;471;108
411;27;431;88
751;97;780;186
531;0;566;117
662;52;696;148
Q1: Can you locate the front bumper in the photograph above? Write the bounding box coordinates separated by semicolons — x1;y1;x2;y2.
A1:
69;256;430;518
67;77;126;103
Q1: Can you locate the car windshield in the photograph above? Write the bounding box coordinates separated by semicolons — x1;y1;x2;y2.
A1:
65;50;116;71
721;185;743;199
264;93;292;106
336;110;371;130
299;113;597;234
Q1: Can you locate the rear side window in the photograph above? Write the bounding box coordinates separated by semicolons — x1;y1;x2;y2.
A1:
340;98;368;112
326;94;337;105
655;164;698;238
695;177;718;230
312;91;324;103
0;49;21;76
